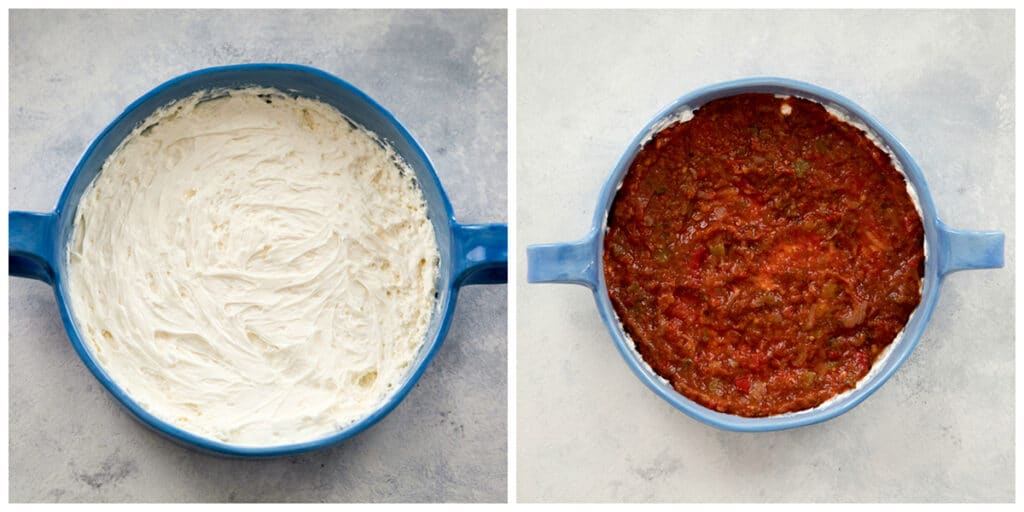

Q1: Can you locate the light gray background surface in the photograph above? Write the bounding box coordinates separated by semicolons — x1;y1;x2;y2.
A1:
517;10;1014;502
9;9;507;503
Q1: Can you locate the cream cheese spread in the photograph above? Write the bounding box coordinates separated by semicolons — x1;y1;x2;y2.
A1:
66;88;440;446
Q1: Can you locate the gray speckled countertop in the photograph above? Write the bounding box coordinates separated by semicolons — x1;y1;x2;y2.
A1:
9;9;507;503
517;10;1013;502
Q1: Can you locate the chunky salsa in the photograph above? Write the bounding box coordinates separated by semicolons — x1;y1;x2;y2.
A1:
604;93;924;417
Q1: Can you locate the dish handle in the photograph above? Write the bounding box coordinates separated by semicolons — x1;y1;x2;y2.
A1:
9;211;58;285
452;222;508;286
526;229;599;290
936;219;1005;276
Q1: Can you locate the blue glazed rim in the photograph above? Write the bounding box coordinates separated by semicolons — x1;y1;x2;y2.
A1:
9;64;507;456
527;77;1003;432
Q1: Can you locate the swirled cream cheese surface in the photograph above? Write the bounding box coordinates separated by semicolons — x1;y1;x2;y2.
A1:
66;88;440;447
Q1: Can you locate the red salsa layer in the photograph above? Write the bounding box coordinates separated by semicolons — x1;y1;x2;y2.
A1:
604;93;924;416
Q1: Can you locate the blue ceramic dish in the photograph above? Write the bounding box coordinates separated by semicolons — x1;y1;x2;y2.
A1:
8;64;508;456
527;77;1003;432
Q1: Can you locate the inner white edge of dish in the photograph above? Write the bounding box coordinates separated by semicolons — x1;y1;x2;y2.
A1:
606;92;926;419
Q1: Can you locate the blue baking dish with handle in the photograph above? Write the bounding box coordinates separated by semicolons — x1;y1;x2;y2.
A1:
527;77;1004;432
8;63;508;457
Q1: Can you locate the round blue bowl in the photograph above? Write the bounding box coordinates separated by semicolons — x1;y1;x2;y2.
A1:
8;64;507;456
527;77;1003;432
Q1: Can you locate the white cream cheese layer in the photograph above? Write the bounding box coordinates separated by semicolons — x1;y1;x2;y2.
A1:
66;88;440;447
